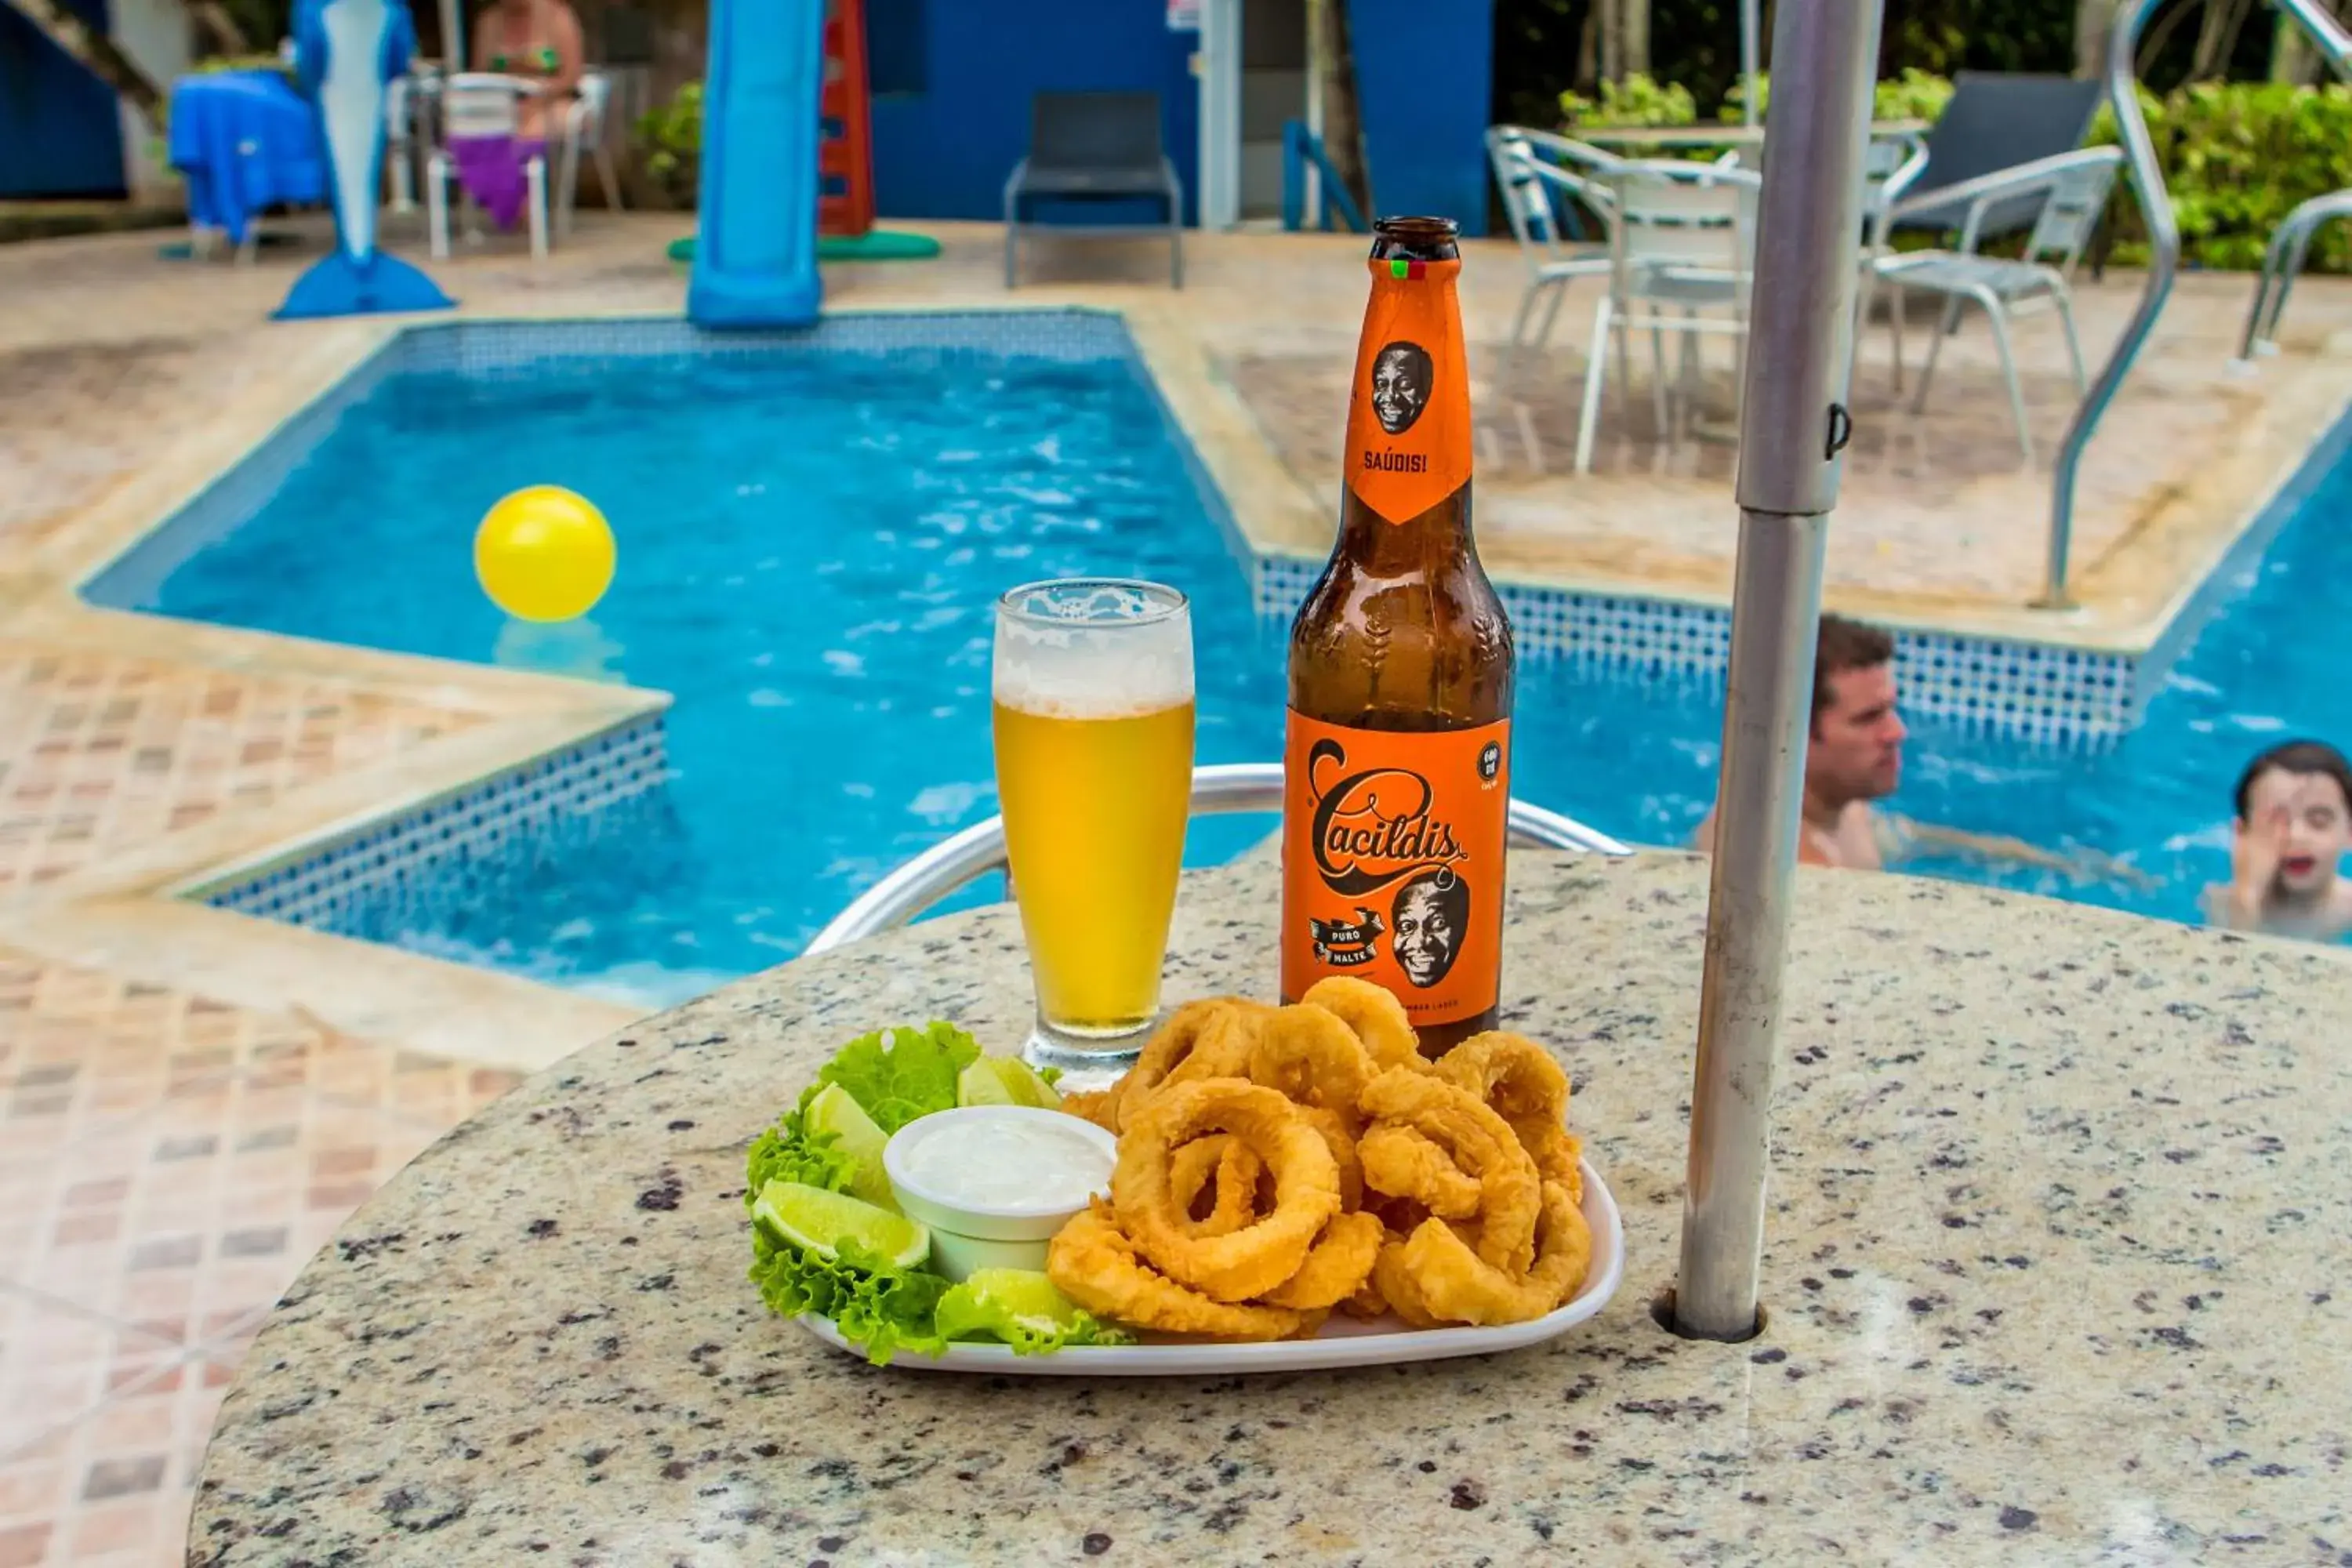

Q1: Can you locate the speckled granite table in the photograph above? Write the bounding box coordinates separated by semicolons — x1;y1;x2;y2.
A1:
189;854;2352;1565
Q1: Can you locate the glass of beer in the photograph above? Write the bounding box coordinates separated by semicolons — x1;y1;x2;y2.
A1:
993;579;1196;1077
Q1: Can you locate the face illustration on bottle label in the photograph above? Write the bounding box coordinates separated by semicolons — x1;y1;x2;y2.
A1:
1280;711;1511;1025
1345;257;1472;524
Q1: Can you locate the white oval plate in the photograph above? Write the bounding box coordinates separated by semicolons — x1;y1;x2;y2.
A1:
797;1158;1624;1376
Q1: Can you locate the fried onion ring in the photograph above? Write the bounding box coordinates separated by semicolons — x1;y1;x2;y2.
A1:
1059;1088;1121;1133
1297;1105;1364;1212
1358;1068;1541;1276
1104;999;1267;1131
1357;1123;1483;1218
1168;1134;1265;1237
1258;1211;1385;1312
1386;1179;1592;1326
1047;1203;1311;1341
1299;976;1424;1071
1112;1079;1341;1303
1434;1032;1582;1198
1248;1004;1377;1128
1370;1240;1445;1329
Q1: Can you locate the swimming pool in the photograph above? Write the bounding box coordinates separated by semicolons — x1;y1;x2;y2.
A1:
89;315;2352;1003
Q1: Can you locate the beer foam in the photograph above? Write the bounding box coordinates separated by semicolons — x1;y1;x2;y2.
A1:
994;597;1194;718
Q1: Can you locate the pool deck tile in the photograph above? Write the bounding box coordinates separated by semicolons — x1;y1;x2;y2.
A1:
0;949;520;1568
4;211;2352;1568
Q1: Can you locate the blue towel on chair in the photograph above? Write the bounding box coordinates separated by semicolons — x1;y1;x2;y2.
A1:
168;71;328;243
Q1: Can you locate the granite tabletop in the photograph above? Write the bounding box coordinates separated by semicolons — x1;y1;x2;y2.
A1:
188;853;2352;1566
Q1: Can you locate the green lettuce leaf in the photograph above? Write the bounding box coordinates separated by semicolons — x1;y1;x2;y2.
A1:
815;1021;982;1132
747;1226;952;1367
934;1269;1131;1355
743;1091;859;1202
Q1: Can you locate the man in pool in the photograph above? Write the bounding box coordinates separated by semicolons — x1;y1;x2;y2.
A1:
1693;615;2122;877
2205;739;2352;940
1695;615;1907;869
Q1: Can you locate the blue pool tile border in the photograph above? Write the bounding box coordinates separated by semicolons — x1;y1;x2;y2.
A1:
198;714;670;933
1255;557;2139;747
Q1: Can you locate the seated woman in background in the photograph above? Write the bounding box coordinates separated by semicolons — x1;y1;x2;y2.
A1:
2205;739;2352;941
453;0;584;229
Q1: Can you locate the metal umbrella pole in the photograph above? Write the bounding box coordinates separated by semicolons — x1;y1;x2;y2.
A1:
1740;0;1763;125
1674;0;1885;1341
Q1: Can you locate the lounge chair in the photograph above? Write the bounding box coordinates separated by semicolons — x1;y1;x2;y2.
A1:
1887;72;2107;245
1868;147;2124;463
1003;91;1184;289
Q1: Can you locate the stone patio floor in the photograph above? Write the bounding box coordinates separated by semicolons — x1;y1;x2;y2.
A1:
2;211;2347;1565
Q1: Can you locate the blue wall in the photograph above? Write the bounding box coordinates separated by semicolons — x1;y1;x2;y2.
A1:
867;0;1492;235
1352;0;1493;235
871;1;1202;226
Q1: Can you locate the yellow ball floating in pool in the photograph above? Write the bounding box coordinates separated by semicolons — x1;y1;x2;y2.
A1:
474;485;616;623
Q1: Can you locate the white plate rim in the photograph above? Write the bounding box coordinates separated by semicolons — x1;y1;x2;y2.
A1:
793;1156;1626;1377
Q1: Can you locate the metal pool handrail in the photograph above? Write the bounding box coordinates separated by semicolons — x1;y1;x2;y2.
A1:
802;761;1631;956
2041;0;2180;611
2237;0;2352;358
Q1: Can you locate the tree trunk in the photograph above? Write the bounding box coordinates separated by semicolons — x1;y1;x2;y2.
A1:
1622;0;1650;78
0;0;164;122
190;0;252;55
2074;0;2114;76
2190;0;2256;78
1307;0;1371;223
1598;0;1624;84
1575;2;1599;93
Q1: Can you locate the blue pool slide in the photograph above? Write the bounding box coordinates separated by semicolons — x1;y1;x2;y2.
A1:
687;0;825;328
274;0;453;320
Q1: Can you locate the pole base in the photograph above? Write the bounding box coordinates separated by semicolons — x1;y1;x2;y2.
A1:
1656;1287;1768;1344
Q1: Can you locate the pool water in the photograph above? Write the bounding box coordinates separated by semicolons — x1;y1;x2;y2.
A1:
114;336;2352;1004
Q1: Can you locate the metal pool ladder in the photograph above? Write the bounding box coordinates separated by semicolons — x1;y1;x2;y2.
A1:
2238;0;2352;360
2046;0;2352;609
2041;0;2180;610
802;762;1630;956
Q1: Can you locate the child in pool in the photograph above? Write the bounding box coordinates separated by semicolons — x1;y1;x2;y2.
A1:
2205;739;2352;941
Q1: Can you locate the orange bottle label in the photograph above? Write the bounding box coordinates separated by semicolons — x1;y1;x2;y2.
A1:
1343;256;1472;524
1280;710;1510;1027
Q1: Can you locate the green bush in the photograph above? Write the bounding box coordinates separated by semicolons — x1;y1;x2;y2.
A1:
637;81;703;208
1558;74;1697;130
1719;68;1957;125
2095;81;2352;273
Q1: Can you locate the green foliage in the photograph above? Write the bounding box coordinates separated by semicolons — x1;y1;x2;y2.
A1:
2093;82;2352;273
636;80;703;207
1559;73;1697;130
1716;68;1955;125
192;53;293;78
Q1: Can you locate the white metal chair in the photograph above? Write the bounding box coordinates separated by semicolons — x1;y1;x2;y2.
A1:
802;763;1630;956
1573;159;1762;475
386;71;429;215
1866;146;2123;462
426;73;549;261
557;68;626;237
1485;125;1620;352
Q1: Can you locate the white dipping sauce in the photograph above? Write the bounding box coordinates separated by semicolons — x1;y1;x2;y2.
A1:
898;1116;1112;1210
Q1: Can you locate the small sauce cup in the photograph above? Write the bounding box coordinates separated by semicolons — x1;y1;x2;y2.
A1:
883;1105;1117;1282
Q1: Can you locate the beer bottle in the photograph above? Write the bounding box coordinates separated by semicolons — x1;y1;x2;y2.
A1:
1281;216;1514;1058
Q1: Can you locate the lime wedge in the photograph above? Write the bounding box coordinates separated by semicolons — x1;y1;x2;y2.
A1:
935;1269;1087;1344
803;1083;898;1211
956;1057;1062;1110
753;1180;931;1269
